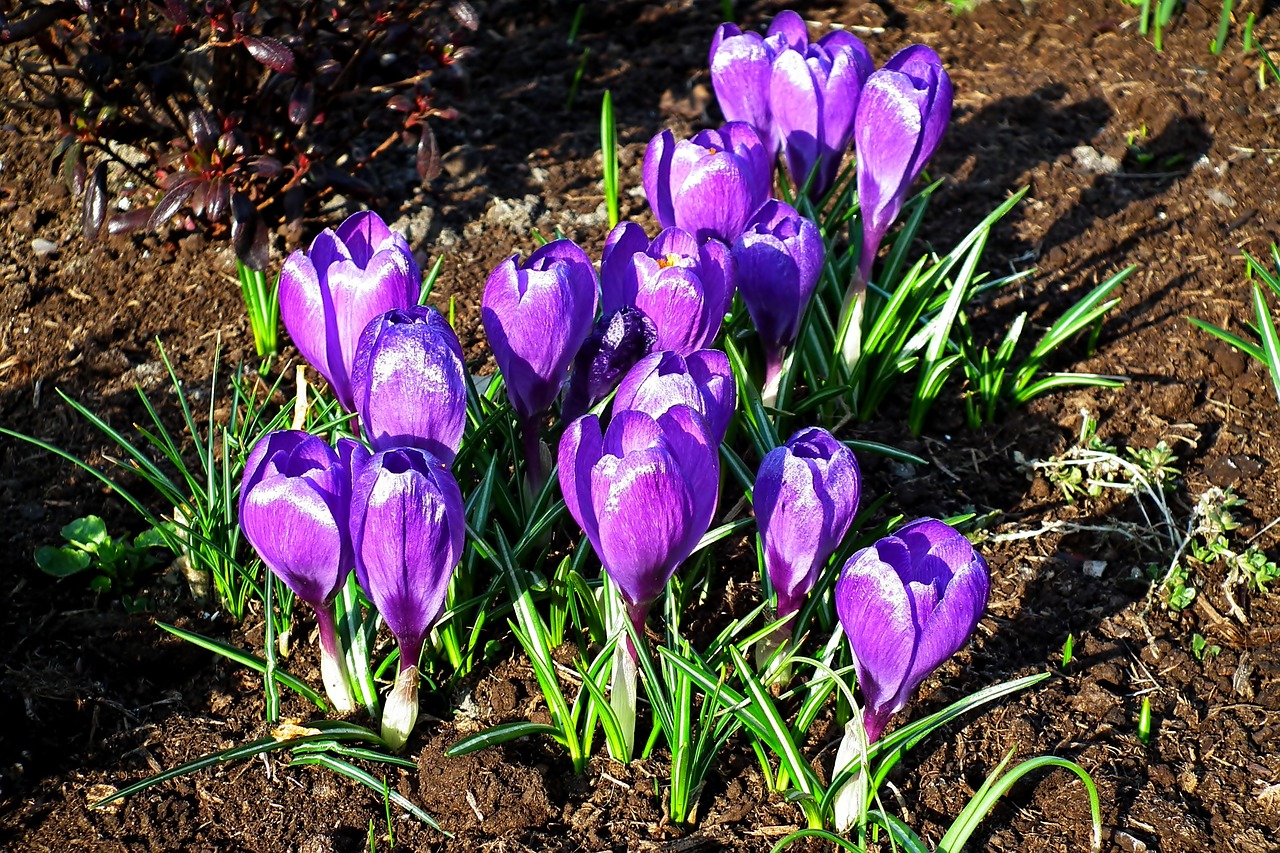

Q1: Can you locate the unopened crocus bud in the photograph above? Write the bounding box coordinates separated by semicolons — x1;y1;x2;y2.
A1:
855;45;952;280
613;349;736;445
351;306;468;464
643;123;771;244
709;12;805;153
755;427;860;629
279;211;419;411
483;238;598;489
558;405;719;757
600;223;736;356
770;29;873;199
732;200;824;401
559;407;719;629
562;307;657;423
239;430;355;713
834;518;988;744
350;447;465;749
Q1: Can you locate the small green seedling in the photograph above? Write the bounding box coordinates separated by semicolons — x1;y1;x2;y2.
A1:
1137;696;1153;744
36;515;172;598
1061;634;1075;668
1191;633;1221;660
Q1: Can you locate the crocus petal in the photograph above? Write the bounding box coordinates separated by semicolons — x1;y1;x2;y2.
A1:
771;49;821;187
352;306;468;463
642;130;678;229
766;9;809;47
351;448;464;665
278;251;336;386
834;542;918;716
710;31;773;142
336;210;398;268
558;414;606;558
239;430;350;608
614;349;735;444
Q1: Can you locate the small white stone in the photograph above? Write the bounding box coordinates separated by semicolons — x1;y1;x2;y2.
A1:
1083;559;1107;578
31;238;58;256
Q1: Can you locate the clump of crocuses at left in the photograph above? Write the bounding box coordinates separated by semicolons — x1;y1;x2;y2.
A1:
240;210;468;749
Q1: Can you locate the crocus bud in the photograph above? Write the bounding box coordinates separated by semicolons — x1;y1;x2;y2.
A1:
351;306;468;464
613;349;736;445
770;29;873;199
559;406;719;641
642;123;771;245
709;16;799;153
239;430;355;713
600;223;736;355
562;306;657;423
855;45;952;280
482;239;599;424
279;211;419;411
732;200;824;398
350;447;465;749
834;518;988;744
755;427;860;627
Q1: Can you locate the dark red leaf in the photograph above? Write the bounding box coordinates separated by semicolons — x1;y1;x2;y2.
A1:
107;208;153;236
247;156;283;178
189;181;209;218
150;180;199;229
417;124;441;182
232;212;269;271
82;162;108;241
188;110;216;150
243;36;295;73
386;94;415;113
230;191;255;224
61;141;84;195
288;80;313;125
206;179;230;222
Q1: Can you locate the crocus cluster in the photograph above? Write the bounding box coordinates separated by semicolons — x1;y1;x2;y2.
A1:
711;10;873;199
709;11;952;279
245;210;471;749
641;120;825;402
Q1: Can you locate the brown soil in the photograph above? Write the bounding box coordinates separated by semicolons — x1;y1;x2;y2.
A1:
3;0;1280;851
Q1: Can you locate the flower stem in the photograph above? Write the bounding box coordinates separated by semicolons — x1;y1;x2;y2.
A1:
761;348;786;408
381;660;420;752
520;415;546;497
313;604;355;713
837;270;868;374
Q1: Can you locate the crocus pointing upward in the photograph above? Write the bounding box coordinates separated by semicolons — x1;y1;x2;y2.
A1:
278;211;419;412
483;238;598;490
239;430;356;713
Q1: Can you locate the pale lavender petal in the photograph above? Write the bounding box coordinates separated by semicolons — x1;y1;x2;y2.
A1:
710;26;773;139
558;414;605;558
351;448;464;665
766;9;809;47
835;542;917;717
643;130;678;229
352;306;467;463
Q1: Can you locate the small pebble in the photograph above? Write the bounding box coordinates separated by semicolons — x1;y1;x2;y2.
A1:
31;238;58;256
1206;188;1236;209
1083;559;1107;578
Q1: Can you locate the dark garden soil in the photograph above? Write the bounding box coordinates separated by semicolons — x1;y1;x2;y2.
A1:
3;0;1280;850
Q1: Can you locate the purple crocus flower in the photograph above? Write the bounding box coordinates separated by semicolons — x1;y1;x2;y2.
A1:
350;446;465;749
855;45;952;280
756;427;860;629
600;223;736;356
770;29;874;199
239;429;355;712
350;306;467;465
559;406;719;650
483;238;599;486
279;211;419;411
834;518;989;743
708;11;809;151
562;306;658;423
613;349;736;445
643;123;771;245
732;200;824;399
